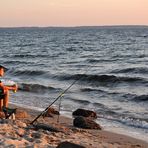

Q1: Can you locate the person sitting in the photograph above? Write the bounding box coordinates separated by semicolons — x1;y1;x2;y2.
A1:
0;65;18;112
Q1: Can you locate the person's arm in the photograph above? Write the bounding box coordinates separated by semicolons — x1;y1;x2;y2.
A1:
4;84;18;92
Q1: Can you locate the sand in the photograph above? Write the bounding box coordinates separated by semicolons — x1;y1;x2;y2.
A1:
0;104;147;148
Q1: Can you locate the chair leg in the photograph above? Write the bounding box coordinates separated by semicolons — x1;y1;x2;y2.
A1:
2;106;17;120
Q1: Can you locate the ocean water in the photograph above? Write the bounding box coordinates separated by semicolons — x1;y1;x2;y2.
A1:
0;26;148;141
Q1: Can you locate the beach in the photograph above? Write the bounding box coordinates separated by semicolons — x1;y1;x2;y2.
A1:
0;104;147;148
0;0;148;146
0;26;148;147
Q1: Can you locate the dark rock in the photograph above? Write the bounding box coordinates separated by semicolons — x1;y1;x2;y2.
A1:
72;108;97;119
73;116;102;130
33;123;60;132
56;141;86;148
43;107;60;117
31;132;42;139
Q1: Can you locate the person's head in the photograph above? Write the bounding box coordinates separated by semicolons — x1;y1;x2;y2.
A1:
0;65;6;77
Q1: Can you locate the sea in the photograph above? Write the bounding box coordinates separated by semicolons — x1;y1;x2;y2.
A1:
0;26;148;142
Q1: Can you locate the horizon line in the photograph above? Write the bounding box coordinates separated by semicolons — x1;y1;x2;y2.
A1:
0;25;148;29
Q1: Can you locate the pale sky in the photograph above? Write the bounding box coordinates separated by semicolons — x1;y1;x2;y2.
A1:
0;0;148;27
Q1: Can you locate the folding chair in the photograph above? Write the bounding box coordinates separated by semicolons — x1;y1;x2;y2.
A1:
2;106;17;120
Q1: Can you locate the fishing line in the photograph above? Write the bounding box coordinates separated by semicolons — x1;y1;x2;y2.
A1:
30;63;97;125
57;94;63;123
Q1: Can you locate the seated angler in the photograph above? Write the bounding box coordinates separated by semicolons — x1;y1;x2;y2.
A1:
0;65;18;112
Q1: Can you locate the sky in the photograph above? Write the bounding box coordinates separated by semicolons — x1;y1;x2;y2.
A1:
0;0;148;27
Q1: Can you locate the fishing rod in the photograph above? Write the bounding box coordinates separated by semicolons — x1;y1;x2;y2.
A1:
30;64;94;125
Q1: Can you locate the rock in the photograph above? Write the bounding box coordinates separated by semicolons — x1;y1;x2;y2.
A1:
43;107;60;117
33;123;60;132
73;116;102;130
56;141;86;148
31;132;42;139
72;109;97;119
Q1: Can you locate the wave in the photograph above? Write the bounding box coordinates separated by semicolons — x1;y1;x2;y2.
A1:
3;60;34;65
80;88;106;93
86;59;103;63
121;93;136;100
15;43;36;47
9;70;47;77
93;102;107;109
136;35;148;38
18;83;59;93
59;74;146;86
13;54;47;58
98;114;148;130
86;58;118;63
69;98;90;105
111;67;148;74
95;106;148;130
132;95;148;102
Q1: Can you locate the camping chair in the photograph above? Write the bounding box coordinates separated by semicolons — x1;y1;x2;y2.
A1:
2;106;16;120
0;86;16;120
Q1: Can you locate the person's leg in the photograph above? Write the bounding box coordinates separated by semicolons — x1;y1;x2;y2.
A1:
0;99;3;111
3;90;9;108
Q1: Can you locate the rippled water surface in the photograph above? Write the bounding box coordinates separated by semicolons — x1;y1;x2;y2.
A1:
0;26;148;141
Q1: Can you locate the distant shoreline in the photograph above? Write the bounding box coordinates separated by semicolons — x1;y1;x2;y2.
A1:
0;25;148;29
